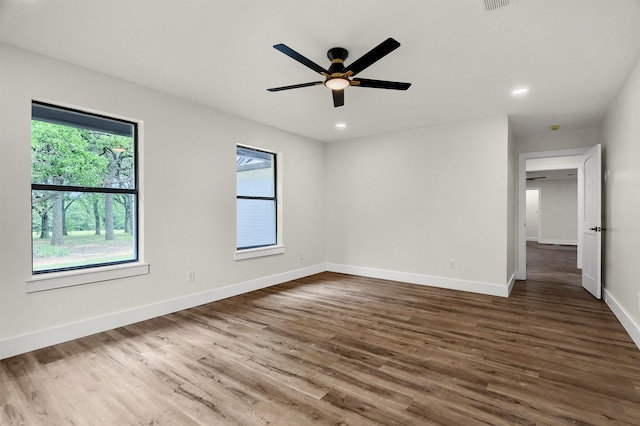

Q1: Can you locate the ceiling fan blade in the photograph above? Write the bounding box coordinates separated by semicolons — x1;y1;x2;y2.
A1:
273;44;329;75
332;89;344;107
352;78;411;90
267;81;323;92
344;38;401;77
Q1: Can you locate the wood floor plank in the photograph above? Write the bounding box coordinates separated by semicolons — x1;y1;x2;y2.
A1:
2;242;640;424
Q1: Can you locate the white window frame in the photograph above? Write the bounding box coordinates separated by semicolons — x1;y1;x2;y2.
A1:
234;144;284;260
27;100;148;292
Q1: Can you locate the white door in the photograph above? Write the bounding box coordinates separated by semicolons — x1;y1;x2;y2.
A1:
581;144;602;299
525;189;540;241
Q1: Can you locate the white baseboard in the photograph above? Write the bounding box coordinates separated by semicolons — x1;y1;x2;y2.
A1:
604;288;640;350
326;263;510;297
0;264;325;360
538;239;578;246
16;262;628;359
526;237;539;242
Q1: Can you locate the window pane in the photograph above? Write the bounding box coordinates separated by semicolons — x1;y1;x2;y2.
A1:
237;199;276;249
32;110;135;189
237;147;275;198
32;191;137;272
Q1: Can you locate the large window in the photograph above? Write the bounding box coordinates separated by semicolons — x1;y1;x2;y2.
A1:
31;102;138;274
236;146;277;250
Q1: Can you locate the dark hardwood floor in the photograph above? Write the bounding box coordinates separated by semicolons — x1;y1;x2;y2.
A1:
2;244;639;425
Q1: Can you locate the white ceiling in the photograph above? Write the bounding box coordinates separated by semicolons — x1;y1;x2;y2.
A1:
1;0;639;143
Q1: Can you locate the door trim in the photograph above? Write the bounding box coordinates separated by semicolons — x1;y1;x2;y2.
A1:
517;148;589;280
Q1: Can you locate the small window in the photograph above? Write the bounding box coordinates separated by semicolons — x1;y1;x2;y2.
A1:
31;102;139;274
236;146;277;250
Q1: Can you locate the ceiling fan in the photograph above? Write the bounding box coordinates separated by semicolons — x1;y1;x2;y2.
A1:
267;37;411;107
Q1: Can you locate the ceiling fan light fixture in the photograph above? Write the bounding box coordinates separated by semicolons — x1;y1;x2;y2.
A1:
325;78;350;90
268;38;410;107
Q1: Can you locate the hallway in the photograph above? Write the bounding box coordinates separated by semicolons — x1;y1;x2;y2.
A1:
525;241;581;287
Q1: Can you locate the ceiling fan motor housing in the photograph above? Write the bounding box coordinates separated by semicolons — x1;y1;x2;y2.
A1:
327;47;348;74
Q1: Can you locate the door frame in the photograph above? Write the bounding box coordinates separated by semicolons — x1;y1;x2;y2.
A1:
517;147;589;280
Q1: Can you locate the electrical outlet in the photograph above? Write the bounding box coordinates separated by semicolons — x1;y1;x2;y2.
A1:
637;293;640;310
187;270;195;282
299;251;304;261
449;259;456;269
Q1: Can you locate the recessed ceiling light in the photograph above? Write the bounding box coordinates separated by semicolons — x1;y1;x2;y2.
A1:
335;122;347;129
512;88;528;95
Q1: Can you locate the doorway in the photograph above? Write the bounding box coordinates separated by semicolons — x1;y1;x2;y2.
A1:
516;148;589;281
525;173;579;286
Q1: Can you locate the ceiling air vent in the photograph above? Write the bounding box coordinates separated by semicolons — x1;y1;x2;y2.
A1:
482;0;516;12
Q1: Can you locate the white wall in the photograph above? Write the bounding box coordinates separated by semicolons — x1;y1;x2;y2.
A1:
527;178;578;245
0;44;326;357
527;155;583;169
525;189;540;240
515;127;599;154
325;116;512;296
599;55;640;347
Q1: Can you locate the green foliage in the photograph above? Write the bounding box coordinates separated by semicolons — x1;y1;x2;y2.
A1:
31;193;131;234
32;230;135;271
33;244;71;258
32;121;135;187
31;119;135;250
32;121;109;186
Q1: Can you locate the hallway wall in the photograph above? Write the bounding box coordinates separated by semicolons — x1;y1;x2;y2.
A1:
600;55;640;346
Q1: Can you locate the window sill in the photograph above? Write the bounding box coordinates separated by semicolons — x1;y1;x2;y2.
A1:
26;262;150;293
234;245;285;261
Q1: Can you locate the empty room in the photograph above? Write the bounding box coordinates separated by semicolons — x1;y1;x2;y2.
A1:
2;1;640;424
